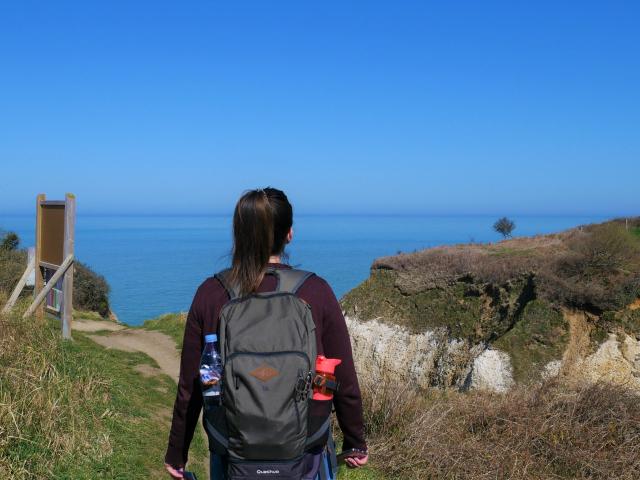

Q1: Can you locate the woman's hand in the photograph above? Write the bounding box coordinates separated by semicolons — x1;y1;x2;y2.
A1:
345;454;369;468
165;463;184;478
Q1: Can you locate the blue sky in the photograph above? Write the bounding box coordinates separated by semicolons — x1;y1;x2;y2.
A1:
0;1;638;215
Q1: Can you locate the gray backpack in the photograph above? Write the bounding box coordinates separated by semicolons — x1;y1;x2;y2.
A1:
204;267;332;479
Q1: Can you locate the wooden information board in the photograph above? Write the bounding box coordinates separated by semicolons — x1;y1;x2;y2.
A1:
34;194;76;339
40;202;66;267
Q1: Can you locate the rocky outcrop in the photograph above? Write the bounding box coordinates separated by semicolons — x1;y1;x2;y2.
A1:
345;316;481;390
342;218;640;393
346;306;640;393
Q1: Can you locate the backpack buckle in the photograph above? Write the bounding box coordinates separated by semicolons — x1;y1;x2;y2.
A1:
313;374;339;392
295;371;313;401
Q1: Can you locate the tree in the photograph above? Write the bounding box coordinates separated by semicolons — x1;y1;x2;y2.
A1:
493;217;515;239
0;231;19;251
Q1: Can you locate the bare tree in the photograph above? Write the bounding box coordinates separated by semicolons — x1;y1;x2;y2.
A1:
493;217;515;239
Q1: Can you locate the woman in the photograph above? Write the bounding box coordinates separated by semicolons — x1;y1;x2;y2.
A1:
164;187;368;479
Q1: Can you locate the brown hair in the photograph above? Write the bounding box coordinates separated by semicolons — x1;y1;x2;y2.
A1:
229;187;293;295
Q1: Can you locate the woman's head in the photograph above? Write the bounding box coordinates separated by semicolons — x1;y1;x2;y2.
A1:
230;187;293;294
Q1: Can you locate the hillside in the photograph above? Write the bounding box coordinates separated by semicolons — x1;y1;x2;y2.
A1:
0;306;210;479
0;308;380;479
3;221;640;479
342;218;640;389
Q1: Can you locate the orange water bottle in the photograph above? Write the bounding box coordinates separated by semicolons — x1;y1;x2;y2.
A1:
313;355;342;400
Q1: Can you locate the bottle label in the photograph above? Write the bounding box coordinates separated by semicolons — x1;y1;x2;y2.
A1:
200;369;220;386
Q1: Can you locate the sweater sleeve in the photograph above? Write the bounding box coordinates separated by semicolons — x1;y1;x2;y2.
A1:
318;279;367;452
164;286;205;467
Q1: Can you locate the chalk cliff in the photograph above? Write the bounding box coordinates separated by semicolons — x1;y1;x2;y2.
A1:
341;218;640;392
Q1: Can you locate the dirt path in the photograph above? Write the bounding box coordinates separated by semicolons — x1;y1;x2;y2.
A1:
74;318;210;477
75;318;181;381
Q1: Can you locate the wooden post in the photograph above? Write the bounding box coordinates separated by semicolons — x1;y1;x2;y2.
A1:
23;254;74;318
62;193;76;339
34;193;45;320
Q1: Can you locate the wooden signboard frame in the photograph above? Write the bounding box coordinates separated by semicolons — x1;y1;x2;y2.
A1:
26;193;76;339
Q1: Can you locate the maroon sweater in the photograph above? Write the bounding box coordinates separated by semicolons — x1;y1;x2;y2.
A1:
165;263;367;467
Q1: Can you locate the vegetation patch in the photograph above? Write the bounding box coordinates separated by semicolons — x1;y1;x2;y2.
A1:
0;230;112;318
0;313;208;479
349;219;640;351
342;269;535;343
74;261;111;317
595;308;640;340
0;246;27;295
142;312;188;349
493;300;568;382
360;375;640;479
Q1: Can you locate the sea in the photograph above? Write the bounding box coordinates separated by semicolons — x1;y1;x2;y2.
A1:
0;214;610;326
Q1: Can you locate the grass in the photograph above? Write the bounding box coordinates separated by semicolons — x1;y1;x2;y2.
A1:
339;464;384;479
73;309;107;321
142;312;187;349
5;305;639;480
359;374;640;479
493;300;568;382
0;308;208;479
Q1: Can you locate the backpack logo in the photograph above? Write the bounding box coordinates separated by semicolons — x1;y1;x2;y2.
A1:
249;362;279;382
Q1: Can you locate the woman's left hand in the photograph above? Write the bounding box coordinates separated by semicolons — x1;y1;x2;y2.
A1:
165;463;184;478
345;454;368;468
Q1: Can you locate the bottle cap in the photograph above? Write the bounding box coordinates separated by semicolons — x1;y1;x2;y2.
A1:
315;355;342;374
205;334;218;343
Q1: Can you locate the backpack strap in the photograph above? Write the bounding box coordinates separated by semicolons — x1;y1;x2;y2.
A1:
270;268;315;294
214;268;240;300
215;267;314;298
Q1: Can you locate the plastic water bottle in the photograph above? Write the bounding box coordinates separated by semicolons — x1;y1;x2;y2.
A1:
200;334;222;405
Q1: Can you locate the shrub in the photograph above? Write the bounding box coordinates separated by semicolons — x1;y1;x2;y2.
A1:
494;217;516;238
0;231;27;299
0;227;110;316
0;248;27;297
540;224;640;311
0;231;19;251
360;375;640;479
73;261;110;317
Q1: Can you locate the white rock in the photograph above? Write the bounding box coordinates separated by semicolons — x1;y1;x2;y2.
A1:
469;348;514;393
579;333;640;389
542;359;562;379
345;316;473;389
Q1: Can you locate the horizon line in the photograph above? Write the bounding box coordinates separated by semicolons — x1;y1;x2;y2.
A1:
1;211;635;218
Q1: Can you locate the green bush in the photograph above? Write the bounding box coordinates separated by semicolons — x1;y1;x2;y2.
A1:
73;261;110;317
541;223;640;311
0;231;19;251
0;249;27;296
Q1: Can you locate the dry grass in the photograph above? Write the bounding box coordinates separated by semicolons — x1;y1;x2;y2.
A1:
360;376;640;479
0;248;27;295
0;308;202;479
0;312;111;477
372;218;640;313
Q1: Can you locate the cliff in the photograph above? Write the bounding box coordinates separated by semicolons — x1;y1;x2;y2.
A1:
341;218;640;392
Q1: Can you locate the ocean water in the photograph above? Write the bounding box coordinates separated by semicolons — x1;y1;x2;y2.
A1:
0;214;610;325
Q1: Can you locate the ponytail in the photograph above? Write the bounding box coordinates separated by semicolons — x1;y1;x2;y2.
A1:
230;188;293;295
